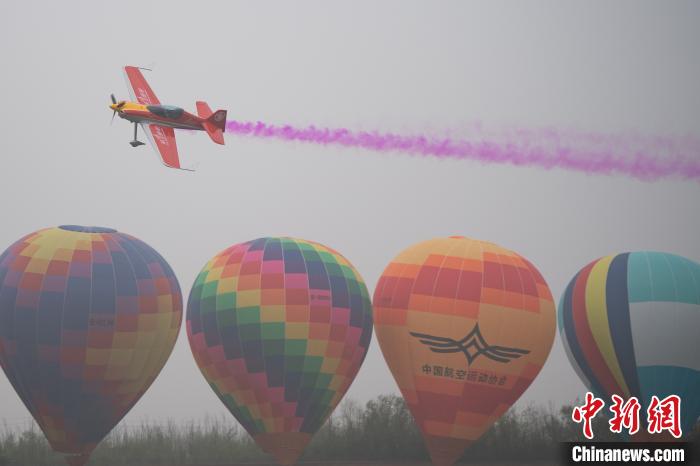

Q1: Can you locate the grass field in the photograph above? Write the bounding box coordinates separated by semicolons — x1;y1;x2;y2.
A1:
1;396;696;466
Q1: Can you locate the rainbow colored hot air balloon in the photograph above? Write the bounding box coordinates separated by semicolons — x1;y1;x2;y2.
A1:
373;237;556;466
0;226;182;466
559;252;700;437
187;237;373;465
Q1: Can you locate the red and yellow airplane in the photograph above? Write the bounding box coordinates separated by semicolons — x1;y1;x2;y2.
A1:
110;66;227;170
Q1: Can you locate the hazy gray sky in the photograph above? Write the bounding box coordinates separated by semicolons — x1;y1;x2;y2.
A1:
1;1;699;429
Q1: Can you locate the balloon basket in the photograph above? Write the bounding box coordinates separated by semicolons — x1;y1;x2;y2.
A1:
64;453;90;466
424;434;470;466
254;432;312;465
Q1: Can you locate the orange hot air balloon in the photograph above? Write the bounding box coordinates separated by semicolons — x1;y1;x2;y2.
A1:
373;237;556;466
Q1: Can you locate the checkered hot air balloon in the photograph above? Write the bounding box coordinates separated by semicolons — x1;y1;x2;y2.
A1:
559;251;700;439
373;236;556;466
0;226;182;466
187;237;373;465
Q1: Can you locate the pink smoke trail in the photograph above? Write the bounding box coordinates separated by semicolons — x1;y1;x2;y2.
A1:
225;120;700;182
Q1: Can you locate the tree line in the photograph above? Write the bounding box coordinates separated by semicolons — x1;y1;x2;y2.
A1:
1;395;697;465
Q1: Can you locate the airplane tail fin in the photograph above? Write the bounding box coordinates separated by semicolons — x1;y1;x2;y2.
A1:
196;101;227;145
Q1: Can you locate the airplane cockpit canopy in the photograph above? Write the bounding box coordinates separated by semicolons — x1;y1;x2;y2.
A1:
147;105;184;119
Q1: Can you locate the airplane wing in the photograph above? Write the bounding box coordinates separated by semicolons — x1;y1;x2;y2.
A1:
123;66;160;105
140;123;193;171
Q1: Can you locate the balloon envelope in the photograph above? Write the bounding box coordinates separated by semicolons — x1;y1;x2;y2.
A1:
373;237;555;466
558;251;700;436
187;237;373;465
0;226;182;465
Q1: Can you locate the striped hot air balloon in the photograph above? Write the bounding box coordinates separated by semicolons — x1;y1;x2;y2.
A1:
0;226;182;466
187;237;373;465
373;236;556;466
559;251;700;438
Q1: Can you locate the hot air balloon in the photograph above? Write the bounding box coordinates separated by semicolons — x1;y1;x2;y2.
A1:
559;251;700;438
373;236;556;466
0;225;182;466
187;237;373;465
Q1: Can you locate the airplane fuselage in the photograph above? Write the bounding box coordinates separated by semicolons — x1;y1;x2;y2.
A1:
113;102;206;131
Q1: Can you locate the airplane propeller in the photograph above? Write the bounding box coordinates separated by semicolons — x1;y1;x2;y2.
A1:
111;94;117;124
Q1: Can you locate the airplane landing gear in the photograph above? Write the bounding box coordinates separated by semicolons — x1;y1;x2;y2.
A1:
130;122;145;147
